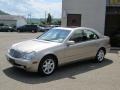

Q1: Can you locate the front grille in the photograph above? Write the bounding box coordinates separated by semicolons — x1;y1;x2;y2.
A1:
10;49;22;58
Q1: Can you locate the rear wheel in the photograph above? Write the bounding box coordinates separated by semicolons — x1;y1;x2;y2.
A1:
38;56;56;76
96;49;105;62
32;30;37;33
32;30;34;33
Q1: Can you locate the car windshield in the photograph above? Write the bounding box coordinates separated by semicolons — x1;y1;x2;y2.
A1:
37;29;71;43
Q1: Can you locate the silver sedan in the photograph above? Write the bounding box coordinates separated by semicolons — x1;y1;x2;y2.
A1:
6;27;110;76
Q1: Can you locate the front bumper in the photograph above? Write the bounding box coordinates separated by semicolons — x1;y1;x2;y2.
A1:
6;54;39;72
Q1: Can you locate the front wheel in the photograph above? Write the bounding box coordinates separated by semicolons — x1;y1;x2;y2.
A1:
38;56;56;76
96;49;105;62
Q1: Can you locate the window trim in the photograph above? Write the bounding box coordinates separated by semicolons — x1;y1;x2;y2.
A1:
83;29;99;40
68;29;100;44
68;29;84;43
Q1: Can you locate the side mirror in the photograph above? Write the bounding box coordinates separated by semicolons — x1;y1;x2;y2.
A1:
66;41;75;46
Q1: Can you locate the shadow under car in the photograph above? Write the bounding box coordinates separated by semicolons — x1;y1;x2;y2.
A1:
3;58;113;84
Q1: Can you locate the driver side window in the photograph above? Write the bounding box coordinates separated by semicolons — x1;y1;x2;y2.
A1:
69;30;84;43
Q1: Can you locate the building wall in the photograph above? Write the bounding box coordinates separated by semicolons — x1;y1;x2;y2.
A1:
62;0;106;34
0;20;16;26
0;15;27;27
16;17;27;27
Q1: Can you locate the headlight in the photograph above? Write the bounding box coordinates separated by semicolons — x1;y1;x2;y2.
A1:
23;51;36;60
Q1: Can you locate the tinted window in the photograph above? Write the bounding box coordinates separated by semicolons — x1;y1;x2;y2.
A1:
69;29;99;43
83;30;99;40
69;30;84;43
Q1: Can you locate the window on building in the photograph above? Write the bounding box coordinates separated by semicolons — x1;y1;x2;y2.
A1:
110;0;120;5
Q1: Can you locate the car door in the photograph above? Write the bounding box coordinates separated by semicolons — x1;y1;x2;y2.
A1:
81;29;100;58
62;29;100;64
62;29;86;63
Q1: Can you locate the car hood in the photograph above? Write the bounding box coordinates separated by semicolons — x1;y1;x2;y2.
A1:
11;39;61;52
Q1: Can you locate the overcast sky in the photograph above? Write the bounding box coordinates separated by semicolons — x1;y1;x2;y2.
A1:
0;0;62;18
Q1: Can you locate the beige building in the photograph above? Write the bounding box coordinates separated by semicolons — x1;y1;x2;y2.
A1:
62;0;106;34
0;15;27;27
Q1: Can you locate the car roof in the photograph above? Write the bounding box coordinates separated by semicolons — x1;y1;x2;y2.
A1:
53;27;74;31
54;27;95;31
53;27;103;37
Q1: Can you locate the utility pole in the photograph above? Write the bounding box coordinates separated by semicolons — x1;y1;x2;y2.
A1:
28;13;31;24
45;11;47;25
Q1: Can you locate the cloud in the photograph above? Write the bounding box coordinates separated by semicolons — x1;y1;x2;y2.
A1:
0;0;62;18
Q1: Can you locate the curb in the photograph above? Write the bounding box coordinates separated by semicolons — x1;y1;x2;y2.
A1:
110;47;120;58
111;47;120;50
118;51;120;57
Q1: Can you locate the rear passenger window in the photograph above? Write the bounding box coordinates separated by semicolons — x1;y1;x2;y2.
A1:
83;30;99;40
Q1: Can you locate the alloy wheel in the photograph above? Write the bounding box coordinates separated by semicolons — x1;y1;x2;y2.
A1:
42;59;55;75
97;49;105;62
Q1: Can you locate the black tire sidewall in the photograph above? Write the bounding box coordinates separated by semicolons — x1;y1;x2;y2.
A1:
96;49;105;62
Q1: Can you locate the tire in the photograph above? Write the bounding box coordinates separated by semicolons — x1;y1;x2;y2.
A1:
95;49;105;62
8;30;11;32
32;30;35;33
38;56;57;76
18;30;20;32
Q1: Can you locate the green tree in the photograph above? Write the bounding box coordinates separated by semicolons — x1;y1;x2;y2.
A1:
54;20;61;25
40;20;46;26
47;13;52;25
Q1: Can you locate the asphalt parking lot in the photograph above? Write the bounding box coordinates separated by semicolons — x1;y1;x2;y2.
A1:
0;32;120;90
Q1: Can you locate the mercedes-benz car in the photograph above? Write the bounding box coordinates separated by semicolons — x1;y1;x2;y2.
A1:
6;27;110;76
0;25;15;32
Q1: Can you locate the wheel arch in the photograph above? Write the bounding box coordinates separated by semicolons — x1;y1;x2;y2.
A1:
40;54;58;66
38;53;58;75
98;47;106;54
